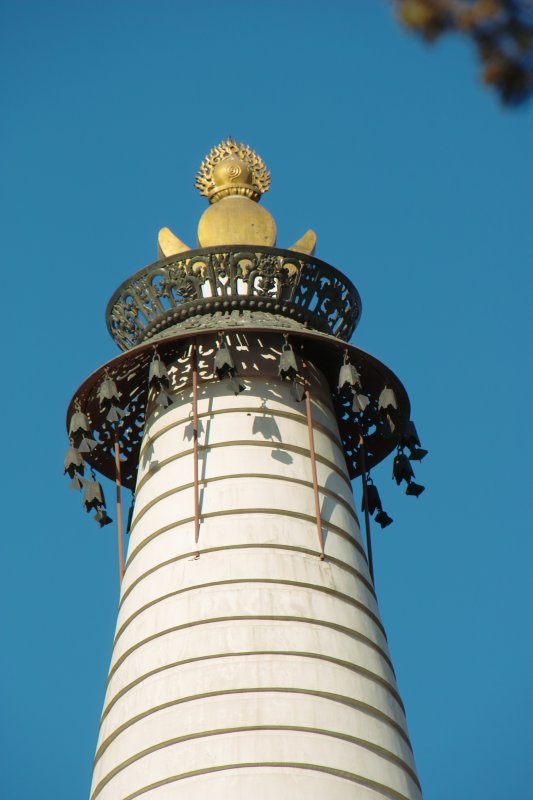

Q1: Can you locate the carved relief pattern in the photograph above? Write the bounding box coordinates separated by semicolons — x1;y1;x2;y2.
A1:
195;137;271;198
107;248;361;351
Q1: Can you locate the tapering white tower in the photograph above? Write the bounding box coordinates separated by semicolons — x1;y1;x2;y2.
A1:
66;139;425;800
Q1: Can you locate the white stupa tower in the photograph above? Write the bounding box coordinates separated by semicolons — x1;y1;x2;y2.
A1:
65;139;426;800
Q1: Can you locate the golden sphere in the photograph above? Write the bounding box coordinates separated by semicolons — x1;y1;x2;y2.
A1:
197;195;276;248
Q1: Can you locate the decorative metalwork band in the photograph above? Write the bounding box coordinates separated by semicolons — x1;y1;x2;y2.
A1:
66;327;410;491
106;246;362;351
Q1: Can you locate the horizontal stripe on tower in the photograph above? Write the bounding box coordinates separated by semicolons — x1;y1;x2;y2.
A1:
125;508;367;568
105;614;394;687
139;404;344;462
99;650;405;725
131;472;358;530
135;438;352;495
112;577;386;648
119;543;376;608
93;753;420;800
91;725;420;799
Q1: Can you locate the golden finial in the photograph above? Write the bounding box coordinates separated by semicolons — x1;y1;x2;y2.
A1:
156;139;316;257
195;137;271;204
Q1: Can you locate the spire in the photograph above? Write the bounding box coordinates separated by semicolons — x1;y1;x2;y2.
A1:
66;141;426;800
158;137;316;256
195;137;276;248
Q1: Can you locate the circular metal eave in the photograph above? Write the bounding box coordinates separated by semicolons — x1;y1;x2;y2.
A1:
66;325;410;491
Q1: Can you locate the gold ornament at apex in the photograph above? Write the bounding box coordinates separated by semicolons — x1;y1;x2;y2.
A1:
195;137;271;204
157;137;316;257
195;137;275;247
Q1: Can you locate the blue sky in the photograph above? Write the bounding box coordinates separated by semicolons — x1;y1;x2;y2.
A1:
1;2;531;798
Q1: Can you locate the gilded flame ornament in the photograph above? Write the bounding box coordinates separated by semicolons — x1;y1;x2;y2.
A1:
157;137;316;258
195;137;271;203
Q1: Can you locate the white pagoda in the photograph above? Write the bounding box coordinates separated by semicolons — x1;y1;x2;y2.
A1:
65;139;425;800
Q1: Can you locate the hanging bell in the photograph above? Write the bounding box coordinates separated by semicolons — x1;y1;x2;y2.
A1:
99;373;126;422
362;482;383;516
98;374;121;406
82;479;105;512
106;406;126;423
148;352;170;386
352;391;370;413
94;507;113;527
64;445;84;478
406;482;425;498
279;343;299;381
69;409;91;438
69;401;97;451
148;352;173;405
78;435;98;453
402;420;420;448
338;360;361;393
375;510;393;528
408;446;428;462
69;475;86;491
402;421;428;461
392;452;414;485
378;386;398;439
378;386;397;412
214;339;243;393
214;342;235;379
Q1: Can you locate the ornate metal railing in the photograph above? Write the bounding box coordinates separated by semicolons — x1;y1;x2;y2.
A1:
106;246;362;351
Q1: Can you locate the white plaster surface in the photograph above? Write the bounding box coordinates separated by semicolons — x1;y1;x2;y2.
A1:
132;768;400;800
90;363;421;800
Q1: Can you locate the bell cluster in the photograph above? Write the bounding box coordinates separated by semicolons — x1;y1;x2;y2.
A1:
63;374;129;528
147;334;304;409
338;351;428;530
64;396;113;528
393;422;428;498
64;333;427;540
